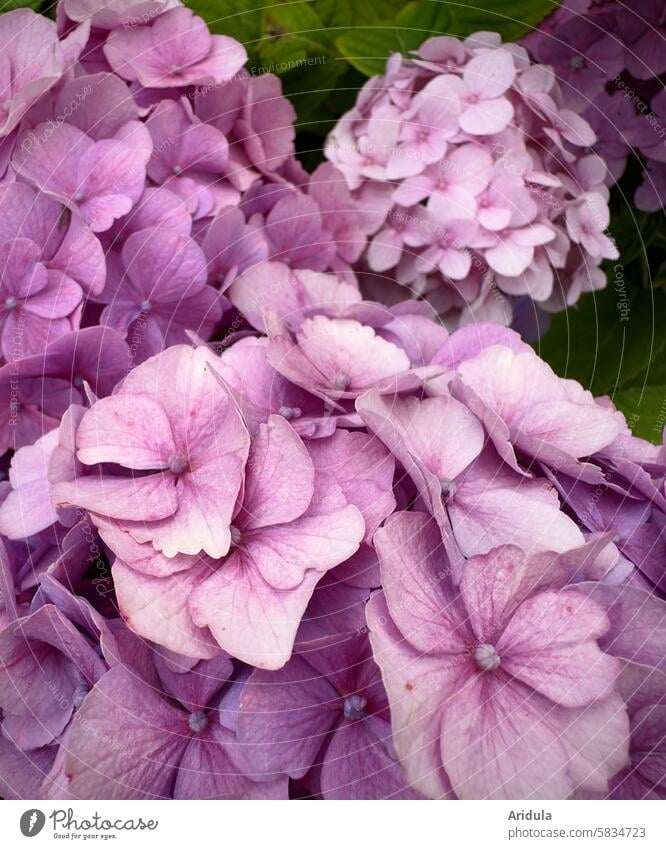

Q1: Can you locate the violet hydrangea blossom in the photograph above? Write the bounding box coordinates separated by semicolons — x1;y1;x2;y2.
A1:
237;633;419;799
526;0;666;213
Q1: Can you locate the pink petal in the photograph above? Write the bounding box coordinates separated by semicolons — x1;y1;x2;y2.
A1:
485;238;534;276
367;592;457;799
441;675;579;799
307;428;396;541
374;511;470;655
75;393;175;469
113;559;220;659
428;184;477;220
367;228;404;272
460;98;514;136
53;472;178;522
450;451;585;557
0;430;59;539
438;246;473;280
246;503;364;591
356;390;484;483
498;589;619;707
463;50;516;99
174;721;287;799
237;656;339;779
240;415;314;531
294;316;411;391
321;718;418;799
61;666;187;799
189;552;325;669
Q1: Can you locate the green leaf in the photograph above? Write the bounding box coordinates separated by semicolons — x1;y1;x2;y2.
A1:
4;0;42;8
262;2;327;44
613;386;666;443
336;1;452;76
335;28;403;76
280;58;347;130
259;4;342;76
189;0;263;53
607;204;661;266
350;1;406;25
536;286;666;398
446;0;558;42
312;0;353;29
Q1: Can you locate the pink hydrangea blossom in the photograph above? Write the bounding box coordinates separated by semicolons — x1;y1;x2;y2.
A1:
0;0;664;804
53;344;250;559
368;513;630;799
0;9;88;138
325;33;617;325
104;7;246;89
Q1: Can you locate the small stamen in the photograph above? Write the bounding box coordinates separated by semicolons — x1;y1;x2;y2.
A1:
4;296;17;311
278;405;302;420
333;372;351;390
140;300;152;313
440;478;457;502
72;682;90;708
473;643;501;672
172;164;183;175
168;453;189;475
188;711;208;733
230;525;242;546
343;693;367;721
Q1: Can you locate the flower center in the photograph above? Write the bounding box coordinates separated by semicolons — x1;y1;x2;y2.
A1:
168;453;189;475
278;405;302;420
4;296;18;310
72;682;90;709
440;478;457;502
172;164;183;175
230;524;242;546
170;65;183;76
569;56;585;70
333;372;351;390
343;694;367;721
140;300;152;313
473;643;501;672
188;711;208;733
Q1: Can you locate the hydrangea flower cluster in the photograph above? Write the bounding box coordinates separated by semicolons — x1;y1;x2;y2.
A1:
325;32;621;325
0;1;371;374
1;253;665;799
0;0;664;803
525;0;666;214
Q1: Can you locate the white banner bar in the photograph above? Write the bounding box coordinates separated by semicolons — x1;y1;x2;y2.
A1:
1;800;665;848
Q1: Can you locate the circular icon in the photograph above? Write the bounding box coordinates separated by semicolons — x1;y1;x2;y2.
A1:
20;810;46;838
